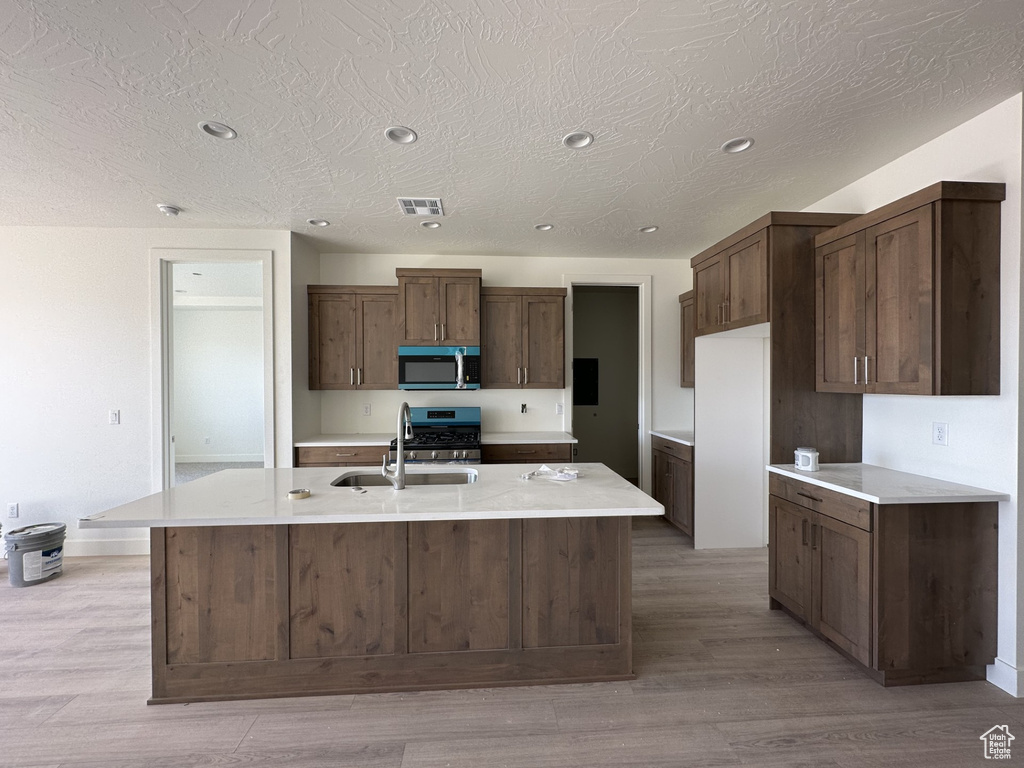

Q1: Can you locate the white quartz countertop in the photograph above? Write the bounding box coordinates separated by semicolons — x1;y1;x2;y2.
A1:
767;463;1009;505
651;430;695;446
295;431;576;447
79;463;660;528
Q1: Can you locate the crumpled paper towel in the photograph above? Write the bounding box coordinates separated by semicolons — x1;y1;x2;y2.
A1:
520;464;580;482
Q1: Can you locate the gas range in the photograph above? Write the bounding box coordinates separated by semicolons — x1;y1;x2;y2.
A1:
389;407;481;464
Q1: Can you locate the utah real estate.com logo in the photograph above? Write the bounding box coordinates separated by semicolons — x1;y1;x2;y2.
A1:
981;725;1014;759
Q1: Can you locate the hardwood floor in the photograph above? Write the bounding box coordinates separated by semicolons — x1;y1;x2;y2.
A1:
1;517;1020;767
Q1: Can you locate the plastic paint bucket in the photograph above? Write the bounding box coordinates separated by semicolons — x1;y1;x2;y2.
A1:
4;523;66;587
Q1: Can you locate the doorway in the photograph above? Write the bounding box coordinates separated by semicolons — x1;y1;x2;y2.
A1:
571;285;641;485
151;249;275;490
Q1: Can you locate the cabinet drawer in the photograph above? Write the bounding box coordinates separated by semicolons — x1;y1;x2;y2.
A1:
482;443;572;464
296;445;388;467
769;474;872;532
651;436;692;462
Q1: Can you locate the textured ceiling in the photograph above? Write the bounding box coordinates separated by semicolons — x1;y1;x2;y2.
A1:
2;0;1023;259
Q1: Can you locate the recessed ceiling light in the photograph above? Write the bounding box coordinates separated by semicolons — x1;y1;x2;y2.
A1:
421;220;441;229
306;218;330;227
385;126;418;144
720;137;755;154
535;224;554;231
157;204;180;216
639;226;658;233
562;131;594;149
199;121;237;140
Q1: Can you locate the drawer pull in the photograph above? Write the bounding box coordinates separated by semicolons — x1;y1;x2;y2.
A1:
516;449;537;454
797;491;823;503
335;452;356;457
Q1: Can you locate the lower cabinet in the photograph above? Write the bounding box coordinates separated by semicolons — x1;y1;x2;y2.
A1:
651;437;693;537
481;443;572;464
768;474;997;685
295;445;389;467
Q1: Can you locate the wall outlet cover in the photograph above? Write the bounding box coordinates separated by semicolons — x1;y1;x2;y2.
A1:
932;421;949;446
6;502;18;518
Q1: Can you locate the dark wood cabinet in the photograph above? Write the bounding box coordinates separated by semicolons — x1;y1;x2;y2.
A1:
651;436;693;537
769;473;997;684
481;442;572;464
308;286;398;390
679;291;695;388
294;445;389;467
397;268;481;346
816;181;1004;395
481;287;566;389
692;230;768;336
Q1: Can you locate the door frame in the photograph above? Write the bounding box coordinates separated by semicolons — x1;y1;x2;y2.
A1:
149;248;275;490
563;274;652;494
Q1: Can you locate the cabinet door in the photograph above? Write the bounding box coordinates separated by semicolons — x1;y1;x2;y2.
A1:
679;293;695;388
481;294;522;387
400;276;440;343
309;293;357;389
768;495;812;621
356;293;399;389
813;512;871;666
816;233;865;392
522;295;564;388
725;232;768;329
439;277;480;345
671;457;693;537
693;253;727;336
865;206;934;395
651;451;673;520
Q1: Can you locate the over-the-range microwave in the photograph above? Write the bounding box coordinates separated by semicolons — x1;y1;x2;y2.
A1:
398;346;481;390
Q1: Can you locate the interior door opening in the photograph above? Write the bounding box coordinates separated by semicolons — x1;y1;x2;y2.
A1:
571;285;640;485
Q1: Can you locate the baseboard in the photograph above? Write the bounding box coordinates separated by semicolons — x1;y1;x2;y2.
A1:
987;657;1022;696
175;454;264;463
65;536;150;557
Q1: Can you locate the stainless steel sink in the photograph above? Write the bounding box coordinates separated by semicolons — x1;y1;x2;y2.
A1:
332;468;478;488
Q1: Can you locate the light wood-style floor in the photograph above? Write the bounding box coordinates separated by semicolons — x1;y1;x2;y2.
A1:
2;517;1020;767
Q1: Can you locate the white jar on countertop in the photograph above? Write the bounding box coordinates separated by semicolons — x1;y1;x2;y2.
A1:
794;447;819;471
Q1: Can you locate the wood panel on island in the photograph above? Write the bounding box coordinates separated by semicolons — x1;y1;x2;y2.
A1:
650;437;693;536
768;473;997;685
397;268;482;346
481;287;566;389
307;286;398;390
816;181;1004;396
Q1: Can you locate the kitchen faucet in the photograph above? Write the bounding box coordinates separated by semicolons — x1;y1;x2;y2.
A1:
382;402;413;490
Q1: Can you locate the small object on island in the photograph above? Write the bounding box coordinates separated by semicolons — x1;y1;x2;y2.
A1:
794;448;819;471
520;465;580;482
287;488;311;500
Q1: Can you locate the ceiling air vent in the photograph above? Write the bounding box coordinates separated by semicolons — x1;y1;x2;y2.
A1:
398;197;444;216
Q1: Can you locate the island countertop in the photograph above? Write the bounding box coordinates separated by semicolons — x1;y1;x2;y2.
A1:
80;463;662;528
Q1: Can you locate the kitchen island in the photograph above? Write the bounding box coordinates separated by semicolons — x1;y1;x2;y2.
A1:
81;463;661;703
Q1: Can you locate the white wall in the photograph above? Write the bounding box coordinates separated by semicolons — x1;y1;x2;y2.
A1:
289;234;323;446
804;93;1024;694
0;227;293;555
305;253;694;438
172;307;265;461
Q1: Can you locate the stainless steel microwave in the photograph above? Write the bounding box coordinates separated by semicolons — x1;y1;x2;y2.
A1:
398;346;481;390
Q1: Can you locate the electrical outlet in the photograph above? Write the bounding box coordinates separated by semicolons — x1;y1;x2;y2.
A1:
932;422;949;446
108;409;120;425
555;403;564;415
204;437;211;444
6;502;18;519
362;403;372;416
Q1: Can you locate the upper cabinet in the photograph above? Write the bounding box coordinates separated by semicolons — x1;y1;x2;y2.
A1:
481;287;566;389
679;291;695;388
308;286;399;390
816;181;1004;396
691;230;769;336
397;268;481;346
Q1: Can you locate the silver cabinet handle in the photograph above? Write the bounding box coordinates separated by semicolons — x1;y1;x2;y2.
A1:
357;368;362;386
441;323;446;340
434;323;438;341
853;356;859;384
524;367;529;385
335;452;356;457
350;368;355;386
864;356;870;384
517;367;521;384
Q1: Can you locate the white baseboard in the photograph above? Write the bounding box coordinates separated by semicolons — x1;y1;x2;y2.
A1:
987;657;1022;696
175;454;264;463
65;536;150;557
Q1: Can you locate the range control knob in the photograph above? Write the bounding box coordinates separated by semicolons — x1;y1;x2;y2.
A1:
431;450;439;460
407;451;417;461
454;450;463;460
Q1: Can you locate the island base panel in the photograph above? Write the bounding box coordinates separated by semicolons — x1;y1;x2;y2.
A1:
150;517;632;703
